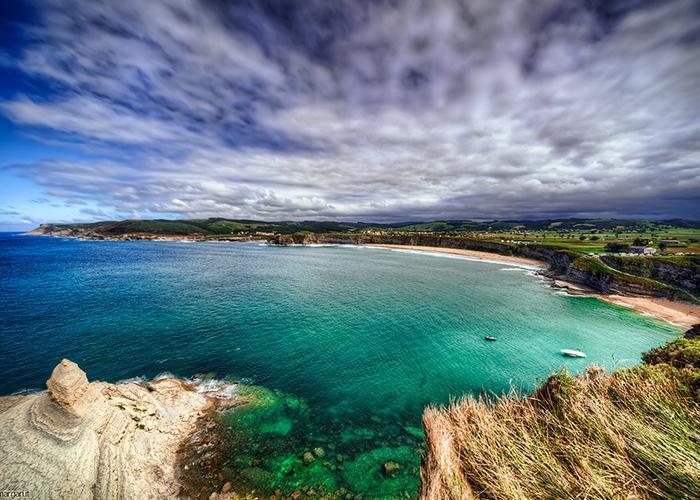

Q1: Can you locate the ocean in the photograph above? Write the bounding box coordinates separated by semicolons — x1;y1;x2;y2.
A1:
0;234;679;497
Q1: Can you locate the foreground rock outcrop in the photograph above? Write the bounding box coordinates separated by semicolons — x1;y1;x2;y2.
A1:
0;359;217;499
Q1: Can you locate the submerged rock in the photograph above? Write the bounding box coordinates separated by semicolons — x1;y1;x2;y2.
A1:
342;446;419;496
403;425;425;439
383;461;401;476
302;451;316;464
259;416;293;435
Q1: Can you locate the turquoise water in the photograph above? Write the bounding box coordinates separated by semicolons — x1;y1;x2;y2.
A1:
0;234;680;497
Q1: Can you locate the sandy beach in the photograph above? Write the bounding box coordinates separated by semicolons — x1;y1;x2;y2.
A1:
367;244;546;268
527;279;699;330
599;295;700;330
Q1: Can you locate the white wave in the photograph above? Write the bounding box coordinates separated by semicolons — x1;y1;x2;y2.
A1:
188;377;239;398
115;372;238;398
343;245;377;250
9;387;41;396
369;246;540;270
116;375;148;384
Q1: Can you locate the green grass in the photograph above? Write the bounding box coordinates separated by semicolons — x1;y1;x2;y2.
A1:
422;334;700;499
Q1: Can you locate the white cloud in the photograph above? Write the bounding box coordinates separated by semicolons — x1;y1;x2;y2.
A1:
2;0;699;221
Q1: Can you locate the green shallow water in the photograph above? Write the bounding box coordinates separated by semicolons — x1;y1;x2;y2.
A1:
0;236;681;498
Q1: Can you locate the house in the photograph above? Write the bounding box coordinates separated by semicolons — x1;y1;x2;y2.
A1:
629;246;657;255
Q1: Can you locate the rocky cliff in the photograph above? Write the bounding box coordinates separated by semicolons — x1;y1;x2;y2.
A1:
25;223;98;238
600;255;700;294
0;360;223;499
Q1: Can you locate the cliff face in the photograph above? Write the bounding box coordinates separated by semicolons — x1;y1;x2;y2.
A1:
600;256;700;293
25;223;96;238
0;360;218;499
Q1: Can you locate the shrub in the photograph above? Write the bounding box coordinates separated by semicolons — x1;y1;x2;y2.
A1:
604;242;630;253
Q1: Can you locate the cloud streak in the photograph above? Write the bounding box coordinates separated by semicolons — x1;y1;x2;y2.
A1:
2;0;699;221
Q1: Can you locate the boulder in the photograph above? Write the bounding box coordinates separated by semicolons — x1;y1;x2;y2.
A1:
382;460;402;476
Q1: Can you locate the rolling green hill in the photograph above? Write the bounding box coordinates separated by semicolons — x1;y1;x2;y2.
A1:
29;217;700;237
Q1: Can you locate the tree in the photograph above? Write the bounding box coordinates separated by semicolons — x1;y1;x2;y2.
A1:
605;242;630;253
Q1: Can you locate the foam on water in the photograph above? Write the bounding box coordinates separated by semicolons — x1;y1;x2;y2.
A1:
189;377;239;398
116;375;148;384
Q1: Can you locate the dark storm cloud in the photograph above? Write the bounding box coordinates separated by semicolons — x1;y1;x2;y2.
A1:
1;0;699;220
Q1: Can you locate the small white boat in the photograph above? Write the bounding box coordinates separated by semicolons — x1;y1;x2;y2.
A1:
561;349;587;358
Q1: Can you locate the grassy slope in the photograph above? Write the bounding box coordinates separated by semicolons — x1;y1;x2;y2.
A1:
421;333;700;499
50;218;375;235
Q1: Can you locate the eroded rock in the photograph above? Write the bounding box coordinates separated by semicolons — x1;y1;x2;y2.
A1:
0;359;218;499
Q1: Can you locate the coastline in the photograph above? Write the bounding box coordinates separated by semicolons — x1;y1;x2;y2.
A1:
598;294;699;330
366;243;546;268
369;244;699;329
541;279;699;329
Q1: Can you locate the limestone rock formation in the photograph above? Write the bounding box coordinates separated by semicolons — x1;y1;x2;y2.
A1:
0;359;217;499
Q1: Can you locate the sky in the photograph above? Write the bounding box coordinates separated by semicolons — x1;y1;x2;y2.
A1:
0;0;699;230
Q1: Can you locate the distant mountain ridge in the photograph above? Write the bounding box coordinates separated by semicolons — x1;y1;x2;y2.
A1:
27;217;700;236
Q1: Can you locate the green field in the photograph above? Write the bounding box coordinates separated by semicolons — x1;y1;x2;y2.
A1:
485;229;700;255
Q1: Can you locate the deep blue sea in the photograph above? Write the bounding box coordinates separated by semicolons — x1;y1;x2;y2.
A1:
0;233;680;496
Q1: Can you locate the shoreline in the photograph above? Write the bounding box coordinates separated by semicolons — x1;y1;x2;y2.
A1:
366;243;546;268
545;279;700;329
599;294;699;330
368;244;699;329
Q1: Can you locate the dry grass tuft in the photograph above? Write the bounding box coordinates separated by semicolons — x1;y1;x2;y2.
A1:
421;337;700;499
